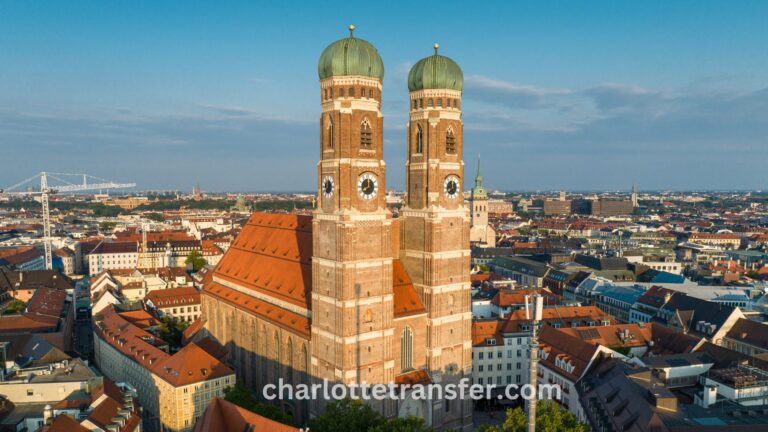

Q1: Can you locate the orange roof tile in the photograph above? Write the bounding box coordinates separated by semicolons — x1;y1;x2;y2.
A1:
393;259;426;318
42;414;90;432
153;341;234;387
214;213;312;310
205;281;311;338
395;369;432;386
145;287;201;308
194;397;299;432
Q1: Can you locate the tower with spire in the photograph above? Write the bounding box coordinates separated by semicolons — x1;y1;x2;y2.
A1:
469;156;495;246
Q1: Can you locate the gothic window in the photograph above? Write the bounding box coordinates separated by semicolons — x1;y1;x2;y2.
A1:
446;128;456;154
327;116;334;149
447;98;452;108
401;326;413;372
360;119;373;149
260;326;267;384
415;124;424;154
419;98;424;108
286;338;294;384
272;331;280;380
413;99;418;109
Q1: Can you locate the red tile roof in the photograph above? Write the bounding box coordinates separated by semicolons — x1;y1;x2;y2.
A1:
214;213;312;310
42;414;90;432
538;326;601;382
205;281;311;338
154;341;234;387
491;288;559;308
145;287;201;308
94;306;232;387
393;260;426;318
395;369;432;386
194;397;299;432
117;309;160;329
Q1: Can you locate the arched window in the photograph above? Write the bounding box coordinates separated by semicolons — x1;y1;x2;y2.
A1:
369;89;374;98
401;326;413;372
349;87;355;97
360;119;372;149
419;99;424;108
415;124;423;154
446;128;456;154
437;98;443;107
286;338;294;383
327;116;334;149
428;99;434;107
413;99;418;110
272;331;280;380
338;88;344;97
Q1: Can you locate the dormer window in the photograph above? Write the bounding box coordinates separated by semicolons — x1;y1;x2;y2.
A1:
486;338;496;346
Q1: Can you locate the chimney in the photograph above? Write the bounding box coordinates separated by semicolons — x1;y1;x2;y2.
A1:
43;404;53;424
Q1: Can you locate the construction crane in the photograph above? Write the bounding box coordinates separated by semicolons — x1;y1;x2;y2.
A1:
1;172;136;270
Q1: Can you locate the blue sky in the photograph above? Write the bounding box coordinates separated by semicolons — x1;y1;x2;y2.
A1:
1;1;767;192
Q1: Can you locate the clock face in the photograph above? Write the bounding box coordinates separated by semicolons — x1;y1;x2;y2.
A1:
322;176;334;198
444;176;460;199
358;173;378;200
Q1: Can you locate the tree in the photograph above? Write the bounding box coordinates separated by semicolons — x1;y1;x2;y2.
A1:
309;399;434;432
185;251;207;272
368;417;432;432
4;299;26;315
477;401;589;432
308;399;386;432
223;381;294;425
154;315;188;350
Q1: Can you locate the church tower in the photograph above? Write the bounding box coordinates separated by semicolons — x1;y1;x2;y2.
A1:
311;26;396;417
469;156;495;247
400;44;473;430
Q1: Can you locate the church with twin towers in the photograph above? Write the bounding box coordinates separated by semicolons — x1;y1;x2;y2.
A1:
200;26;473;430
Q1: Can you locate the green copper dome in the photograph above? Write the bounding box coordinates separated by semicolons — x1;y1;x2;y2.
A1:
318;26;384;81
408;45;464;92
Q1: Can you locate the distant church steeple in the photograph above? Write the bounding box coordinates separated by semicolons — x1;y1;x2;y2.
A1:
472;155;487;198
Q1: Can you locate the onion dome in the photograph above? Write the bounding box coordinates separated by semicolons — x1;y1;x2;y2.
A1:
408;44;464;92
318;25;384;81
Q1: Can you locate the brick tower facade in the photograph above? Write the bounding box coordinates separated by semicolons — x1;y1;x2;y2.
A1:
311;27;396;417
399;45;473;430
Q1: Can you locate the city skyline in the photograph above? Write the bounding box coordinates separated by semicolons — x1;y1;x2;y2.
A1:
2;1;768;191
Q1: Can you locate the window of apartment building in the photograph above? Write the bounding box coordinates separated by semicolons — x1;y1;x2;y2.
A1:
516;362;522;369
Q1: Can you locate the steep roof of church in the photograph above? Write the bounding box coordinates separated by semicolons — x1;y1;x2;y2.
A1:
214;213;313;310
